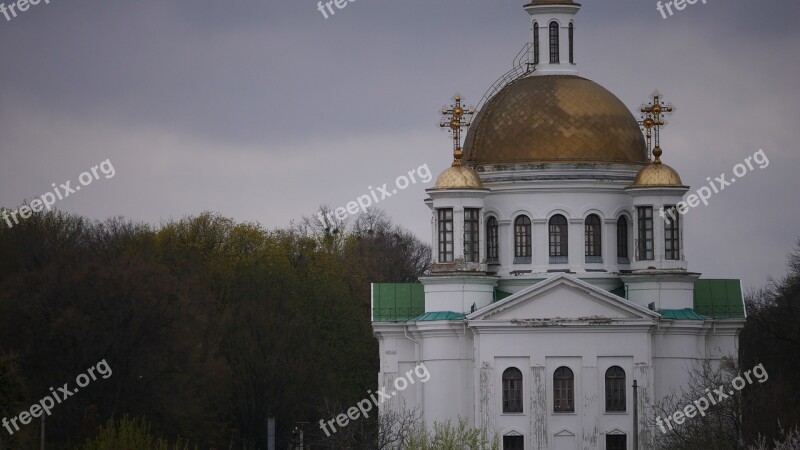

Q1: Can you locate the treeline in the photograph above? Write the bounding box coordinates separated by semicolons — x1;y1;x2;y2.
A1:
0;208;430;449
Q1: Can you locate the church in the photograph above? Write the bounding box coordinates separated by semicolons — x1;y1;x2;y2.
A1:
371;1;746;449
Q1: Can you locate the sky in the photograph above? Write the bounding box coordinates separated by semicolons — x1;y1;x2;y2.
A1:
1;0;798;290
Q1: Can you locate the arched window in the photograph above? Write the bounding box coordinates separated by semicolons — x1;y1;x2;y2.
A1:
585;214;602;263
533;22;540;65
514;215;532;264
617;216;629;264
605;366;626;412
549;21;560;63
464;208;480;263
487;216;499;263
554;366;574;412
549;214;568;263
568;23;574;64
502;367;523;413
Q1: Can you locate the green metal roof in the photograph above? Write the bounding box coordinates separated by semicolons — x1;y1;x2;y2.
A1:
693;279;746;319
372;283;425;322
494;289;513;303
408;311;465;322
659;308;709;320
609;284;626;299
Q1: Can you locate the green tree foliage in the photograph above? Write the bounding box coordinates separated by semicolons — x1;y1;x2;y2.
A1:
0;208;430;448
78;416;194;450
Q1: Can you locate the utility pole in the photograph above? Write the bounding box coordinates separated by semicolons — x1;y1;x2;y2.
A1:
40;414;45;450
633;379;639;450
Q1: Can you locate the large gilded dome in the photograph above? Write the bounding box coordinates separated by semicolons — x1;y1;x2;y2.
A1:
463;75;648;166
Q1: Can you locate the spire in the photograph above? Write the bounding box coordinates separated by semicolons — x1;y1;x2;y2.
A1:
439;95;475;167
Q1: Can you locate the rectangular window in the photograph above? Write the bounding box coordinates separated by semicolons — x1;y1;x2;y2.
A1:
438;208;453;263
606;435;627;450
637;206;654;261
464;208;480;263
568;23;574;64
503;436;524;450
533;23;540;65
664;205;680;260
617;217;629;264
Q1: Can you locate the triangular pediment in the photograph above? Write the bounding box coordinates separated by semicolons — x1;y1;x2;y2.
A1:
467;273;659;322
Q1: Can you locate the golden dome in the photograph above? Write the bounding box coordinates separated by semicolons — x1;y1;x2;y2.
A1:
433;165;486;190
464;75;647;166
631;148;685;187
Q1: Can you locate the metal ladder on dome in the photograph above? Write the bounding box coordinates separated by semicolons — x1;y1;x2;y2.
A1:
467;43;535;159
474;42;535;114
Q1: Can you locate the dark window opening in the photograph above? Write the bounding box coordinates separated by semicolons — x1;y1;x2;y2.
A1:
514;215;532;264
502;368;523;413
549;21;560;63
487;216;499;263
605;366;626;412
554;366;574;412
438;208;453;263
464;208;480;263
637;206;654;261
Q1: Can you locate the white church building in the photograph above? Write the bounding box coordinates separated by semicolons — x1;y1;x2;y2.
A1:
371;1;746;449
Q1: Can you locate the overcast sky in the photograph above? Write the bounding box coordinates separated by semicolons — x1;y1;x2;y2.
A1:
1;0;798;290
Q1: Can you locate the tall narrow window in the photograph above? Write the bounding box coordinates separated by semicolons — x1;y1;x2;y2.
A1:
502;368;523;413
503;436;524;450
605;366;626;412
637;206;654;261
533;23;540;65
438;208;453;263
549;214;568;263
464;208;480;263
487;216;499;263
514;215;532;264
617;216;629;264
554;366;574;412
606;435;627;450
664;205;680;260
549;22;560;63
585;214;602;263
568;23;574;63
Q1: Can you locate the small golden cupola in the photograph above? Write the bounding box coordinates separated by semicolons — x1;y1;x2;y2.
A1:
433;95;486;190
632;90;686;188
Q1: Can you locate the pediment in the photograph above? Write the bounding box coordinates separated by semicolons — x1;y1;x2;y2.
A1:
467;273;659;322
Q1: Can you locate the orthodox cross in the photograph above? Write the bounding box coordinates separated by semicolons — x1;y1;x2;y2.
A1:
439;95;475;166
639;90;674;163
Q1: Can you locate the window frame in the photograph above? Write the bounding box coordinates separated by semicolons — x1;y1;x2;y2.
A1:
605;366;626;412
464;208;480;263
514;215;532;264
664;205;680;260
437;208;454;263
636;206;654;261
553;366;574;413
568;22;574;64
533;22;540;65
549;21;560;63
502;367;524;414
487;216;499;264
549;214;568;263
617;216;630;264
585;214;602;263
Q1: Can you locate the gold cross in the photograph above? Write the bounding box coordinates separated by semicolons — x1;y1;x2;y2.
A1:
639;90;674;163
439;95;475;166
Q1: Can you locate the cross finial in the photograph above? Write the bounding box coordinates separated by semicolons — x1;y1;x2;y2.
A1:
439;94;475;166
639;90;674;163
